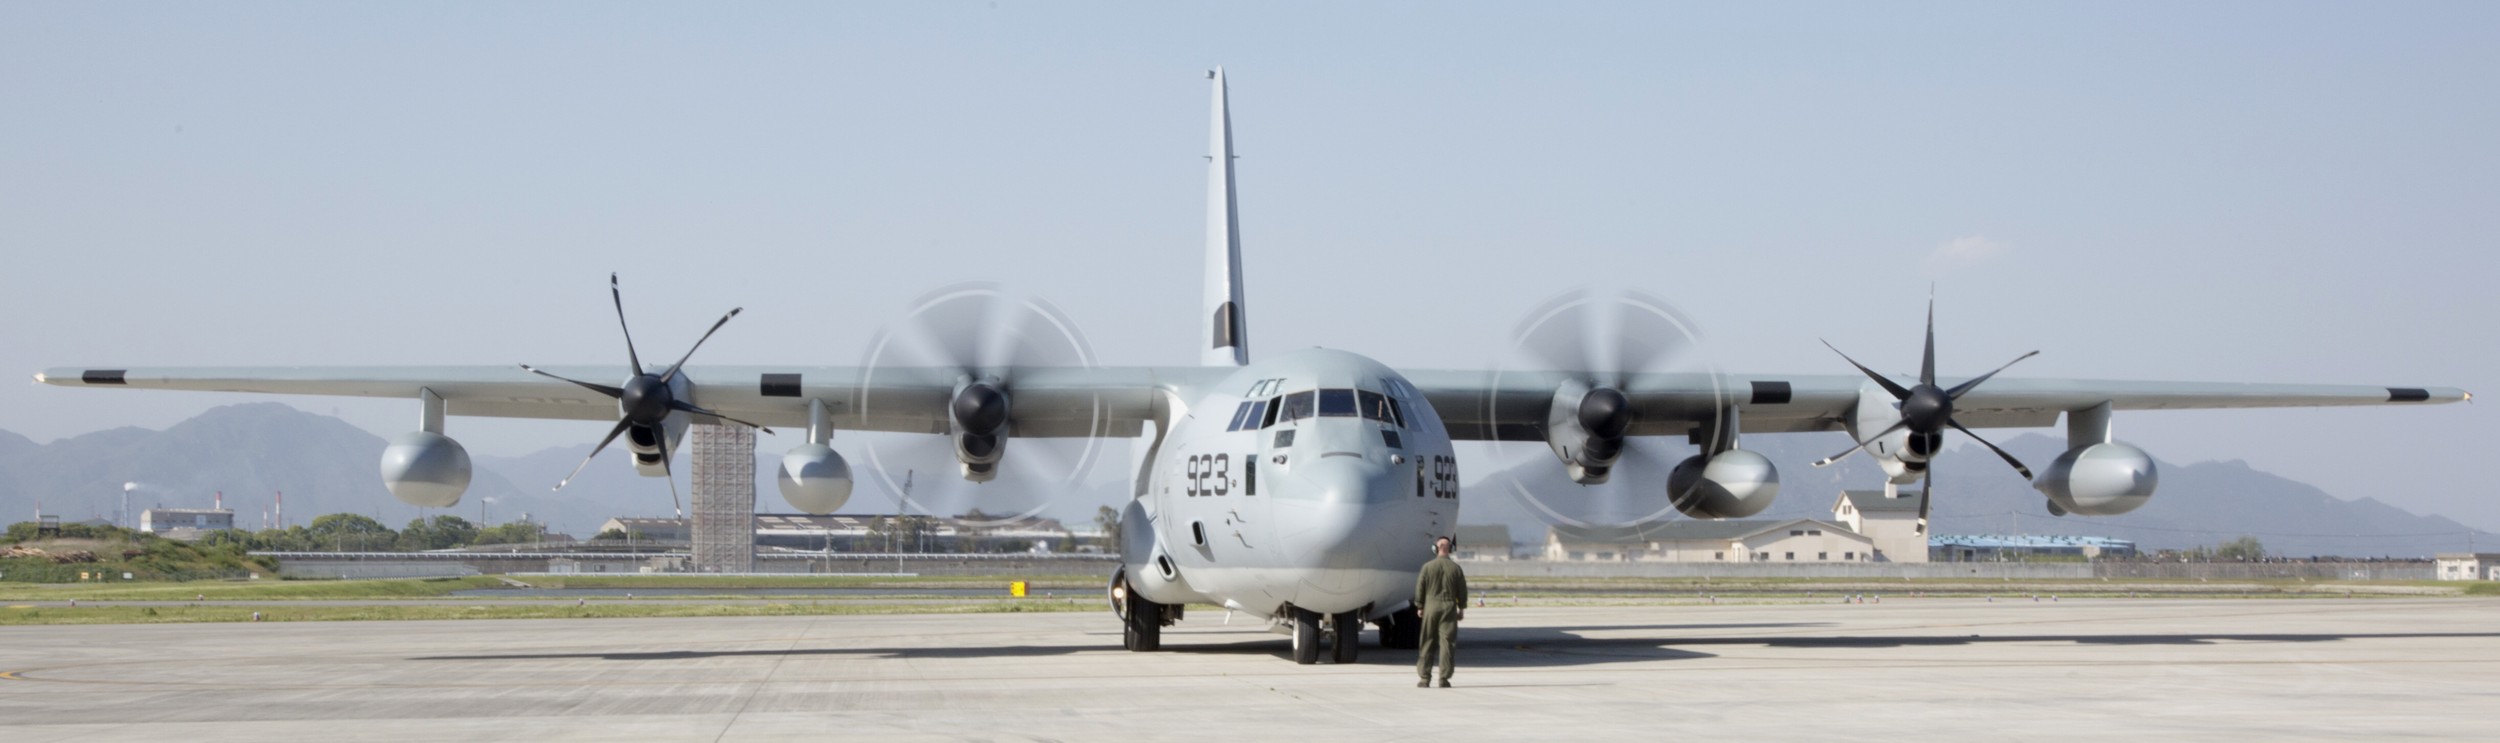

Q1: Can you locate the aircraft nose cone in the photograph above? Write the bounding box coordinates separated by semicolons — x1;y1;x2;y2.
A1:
1276;455;1400;564
1299;454;1392;505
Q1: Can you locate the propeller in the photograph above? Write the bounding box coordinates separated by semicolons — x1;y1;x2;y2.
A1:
1484;288;1728;537
857;283;1104;529
519;274;772;516
1813;294;2036;527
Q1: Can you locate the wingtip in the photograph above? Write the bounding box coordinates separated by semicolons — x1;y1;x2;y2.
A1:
31;372;45;384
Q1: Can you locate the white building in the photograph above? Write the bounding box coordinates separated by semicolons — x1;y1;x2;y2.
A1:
2434;553;2499;581
138;508;233;541
596;517;691;543
1543;518;1877;563
1538;488;1943;563
1831;489;1929;563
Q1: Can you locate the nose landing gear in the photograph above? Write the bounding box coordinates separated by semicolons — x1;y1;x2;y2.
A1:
1330;611;1361;664
1288;607;1366;665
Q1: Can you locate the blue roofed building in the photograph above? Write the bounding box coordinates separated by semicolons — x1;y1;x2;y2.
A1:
1930;534;2138;562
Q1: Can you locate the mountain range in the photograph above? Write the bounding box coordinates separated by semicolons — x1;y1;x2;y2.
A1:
0;403;1121;538
2;403;2487;557
1463;431;2493;557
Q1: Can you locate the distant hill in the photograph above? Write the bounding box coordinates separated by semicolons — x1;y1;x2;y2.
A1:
9;407;2482;557
0;404;1133;538
0;404;580;535
1464;432;2493;558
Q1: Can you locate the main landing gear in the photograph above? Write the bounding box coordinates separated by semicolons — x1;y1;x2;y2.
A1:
1375;605;1422;650
1113;569;1170;652
1289;607;1365;665
1123;594;1164;651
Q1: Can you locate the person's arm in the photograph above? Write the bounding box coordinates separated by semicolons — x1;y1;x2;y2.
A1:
1414;563;1428;611
1454;566;1468;620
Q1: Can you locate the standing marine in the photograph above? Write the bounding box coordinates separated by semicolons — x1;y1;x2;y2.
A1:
1414;535;1467;687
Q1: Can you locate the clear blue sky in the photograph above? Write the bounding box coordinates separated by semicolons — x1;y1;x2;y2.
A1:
5;3;2493;528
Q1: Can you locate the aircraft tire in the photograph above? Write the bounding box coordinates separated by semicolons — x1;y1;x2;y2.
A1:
1329;611;1360;664
1291;609;1321;664
1125;595;1162;652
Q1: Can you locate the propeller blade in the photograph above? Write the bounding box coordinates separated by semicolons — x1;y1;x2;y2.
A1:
656;427;683;519
660;307;744;383
976;290;1029;374
668;399;776;434
1604;294;1685;388
1917;466;1934;527
897;286;998;373
611;273;644;374
1945;350;2040;400
1513;289;1603;378
1813;420;1910;467
1821;340;1913;401
1946;418;2034;479
554;419;634;491
520;365;624;398
1919;294;1937;387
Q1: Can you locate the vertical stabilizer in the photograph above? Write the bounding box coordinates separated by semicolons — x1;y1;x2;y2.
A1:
1202;68;1250;366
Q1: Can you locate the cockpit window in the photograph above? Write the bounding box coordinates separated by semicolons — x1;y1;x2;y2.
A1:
1279;390;1317;421
1318;389;1358;417
1358;390;1402;426
1259;395;1283;428
1225;400;1261;431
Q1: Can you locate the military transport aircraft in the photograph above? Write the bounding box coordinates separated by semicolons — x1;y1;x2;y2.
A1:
37;70;2469;665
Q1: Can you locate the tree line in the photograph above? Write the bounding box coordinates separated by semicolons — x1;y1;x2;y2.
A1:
190;514;550;552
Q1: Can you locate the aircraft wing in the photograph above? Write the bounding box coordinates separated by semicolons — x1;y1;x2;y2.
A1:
39;365;2466;441
35;365;1236;438
1400;370;2470;441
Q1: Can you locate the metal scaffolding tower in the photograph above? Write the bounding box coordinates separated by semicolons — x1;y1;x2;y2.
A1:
690;423;756;573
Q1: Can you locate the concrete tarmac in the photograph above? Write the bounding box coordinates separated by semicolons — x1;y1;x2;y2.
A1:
2;598;2494;741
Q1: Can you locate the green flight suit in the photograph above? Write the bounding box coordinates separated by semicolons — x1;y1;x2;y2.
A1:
1414;554;1468;682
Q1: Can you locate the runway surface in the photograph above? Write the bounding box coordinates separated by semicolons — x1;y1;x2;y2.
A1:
3;598;2494;741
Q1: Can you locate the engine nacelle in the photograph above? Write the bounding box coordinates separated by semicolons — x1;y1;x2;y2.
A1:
1546;383;1630;484
380;431;471;508
951;381;1010;482
1666;448;1779;518
775;444;855;514
2035;442;2158;516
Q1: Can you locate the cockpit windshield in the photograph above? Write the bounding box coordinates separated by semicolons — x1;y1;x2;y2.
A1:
1358;390;1403;426
1317;389;1357;417
1278;390;1317;421
1269;388;1404;428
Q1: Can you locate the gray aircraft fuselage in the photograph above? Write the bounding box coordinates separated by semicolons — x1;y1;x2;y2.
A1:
1120;347;1458;629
